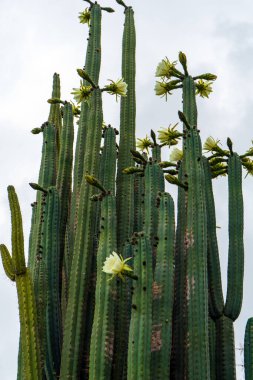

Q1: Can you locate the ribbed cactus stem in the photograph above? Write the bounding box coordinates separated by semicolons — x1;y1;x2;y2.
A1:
203;157;224;318
0;186;42;380
224;153;244;321
89;194;117;380
180;76;209;380
144;162;164;255
170;164;187;380
151;192;175;379
215;315;236;380
43;187;62;379
113;7;136;380
70;3;102;254
127;233;152;380
245;318;253;380
60;88;103;379
48;73;62;153
116;6;136;249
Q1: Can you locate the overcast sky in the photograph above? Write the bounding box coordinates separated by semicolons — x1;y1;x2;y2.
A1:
1;0;253;378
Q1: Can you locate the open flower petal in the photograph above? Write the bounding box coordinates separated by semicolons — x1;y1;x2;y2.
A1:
102;251;133;281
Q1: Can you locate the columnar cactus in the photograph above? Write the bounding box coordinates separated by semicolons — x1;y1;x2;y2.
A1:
0;186;41;380
1;1;251;380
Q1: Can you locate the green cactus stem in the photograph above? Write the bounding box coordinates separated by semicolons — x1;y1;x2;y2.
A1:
0;186;42;380
176;75;209;380
113;6;136;380
215;315;236;380
127;233;152;380
43;187;62;379
70;2;102;257
116;5;136;249
224;153;244;321
245;318;253;380
60;88;103;379
89;193;117;380
151;192;175;379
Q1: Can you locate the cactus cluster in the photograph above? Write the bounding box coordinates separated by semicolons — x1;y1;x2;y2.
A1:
1;0;253;379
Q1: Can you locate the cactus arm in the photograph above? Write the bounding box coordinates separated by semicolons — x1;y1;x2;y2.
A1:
116;6;136;249
215;315;236;380
152;144;161;163
56;102;74;295
170;164;188;379
134;174;145;232
184;125;210;380
0;186;42;380
43;187;62;379
224;153;244;321
89;194;117;380
144;162;165;250
60;88;103;379
151;192;175;379
70;4;102;252
8;186;26;273
244;318;253;380
48;73;62;151
112;7;136;380
209;317;216;380
100;127;117;193
0;244;15;281
202;157;224;318
127;233;152;380
180;76;210;379
28;122;57;273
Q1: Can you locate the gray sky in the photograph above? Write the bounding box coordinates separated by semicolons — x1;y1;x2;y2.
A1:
1;0;253;378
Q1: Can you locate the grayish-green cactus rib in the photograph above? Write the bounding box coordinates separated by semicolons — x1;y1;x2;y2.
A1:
134;174;145;232
70;3;102;254
224;153;244;321
144;162;164;249
56;102;74;314
116;6;136;249
151;192;175;379
178;76;210;380
184;124;210;380
127;233;152;380
203;157;224;318
28;123;57;369
170;164;187;380
28;122;57;273
215;315;236;380
60;88;103;379
113;6;136;380
0;186;42;380
48;73;62;153
152;144;162;162
171;76;198;380
209;317;216;380
57;103;74;244
89;195;117;380
42;187;62;380
245;318;253;380
100;127;117;193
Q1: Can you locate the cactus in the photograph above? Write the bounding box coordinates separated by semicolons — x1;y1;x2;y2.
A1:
0;186;42;380
1;3;251;380
245;318;253;380
151;192;175;378
127;233;153;380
